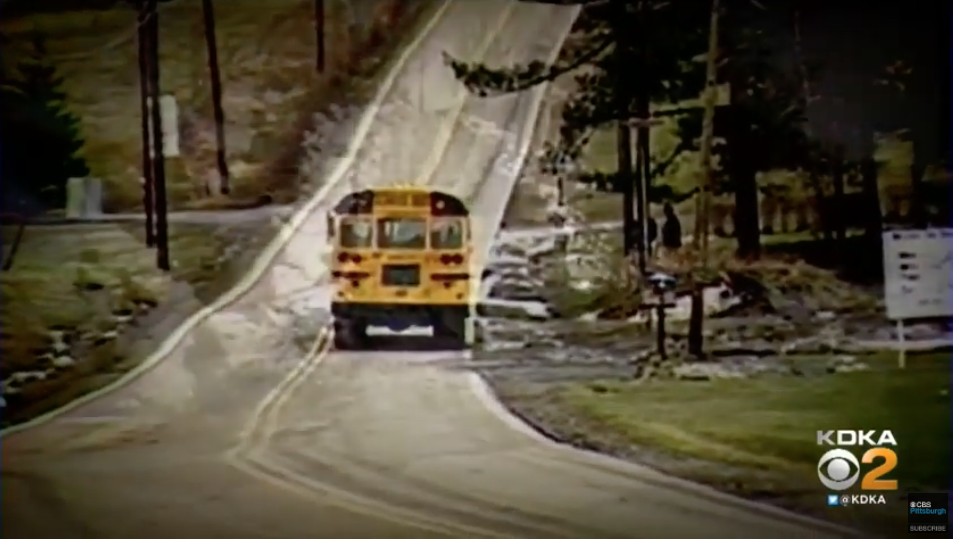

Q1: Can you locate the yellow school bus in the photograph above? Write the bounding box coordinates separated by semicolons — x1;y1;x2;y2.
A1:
326;185;472;350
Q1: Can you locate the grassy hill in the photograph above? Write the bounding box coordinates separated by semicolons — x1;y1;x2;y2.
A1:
1;0;422;211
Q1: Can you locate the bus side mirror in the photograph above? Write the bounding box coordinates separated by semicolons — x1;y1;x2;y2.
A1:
326;215;335;238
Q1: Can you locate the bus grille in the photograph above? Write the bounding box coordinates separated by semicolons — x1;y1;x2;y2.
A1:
382;264;421;286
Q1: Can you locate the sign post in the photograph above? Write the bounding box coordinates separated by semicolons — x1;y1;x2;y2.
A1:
881;228;953;368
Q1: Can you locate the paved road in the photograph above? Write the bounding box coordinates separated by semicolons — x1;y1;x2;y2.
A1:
1;2;858;538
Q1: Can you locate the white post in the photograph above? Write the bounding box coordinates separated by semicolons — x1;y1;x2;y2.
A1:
896;319;906;369
65;177;85;218
83;177;103;217
147;95;180;158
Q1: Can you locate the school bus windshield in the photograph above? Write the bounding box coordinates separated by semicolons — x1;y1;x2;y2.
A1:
340;218;372;248
377;217;426;249
430;218;464;249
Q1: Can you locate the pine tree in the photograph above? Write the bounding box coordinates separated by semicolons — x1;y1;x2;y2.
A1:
0;33;89;212
668;5;813;259
447;0;709;261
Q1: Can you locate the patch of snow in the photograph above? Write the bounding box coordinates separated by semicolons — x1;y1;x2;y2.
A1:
52;355;76;368
572;279;594;292
479;298;551;320
628;283;741;323
365;325;434;336
577;311;599;322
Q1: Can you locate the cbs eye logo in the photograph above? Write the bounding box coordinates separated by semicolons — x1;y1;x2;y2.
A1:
817;448;898;491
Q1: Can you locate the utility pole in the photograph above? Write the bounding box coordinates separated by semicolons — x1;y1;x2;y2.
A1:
611;6;636;260
637;117;654;259
695;0;720;261
146;0;170;271
202;0;229;195
630;117;662;274
688;0;721;358
632;9;652;276
137;0;155;246
314;0;326;73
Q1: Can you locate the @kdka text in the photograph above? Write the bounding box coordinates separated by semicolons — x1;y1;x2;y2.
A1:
827;494;887;506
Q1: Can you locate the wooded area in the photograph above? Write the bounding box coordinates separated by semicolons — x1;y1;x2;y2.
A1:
449;0;951;355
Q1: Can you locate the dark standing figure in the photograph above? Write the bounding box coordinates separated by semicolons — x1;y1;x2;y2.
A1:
660;202;682;261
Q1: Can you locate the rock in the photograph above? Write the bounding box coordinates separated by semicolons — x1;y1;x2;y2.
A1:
815;310;836;321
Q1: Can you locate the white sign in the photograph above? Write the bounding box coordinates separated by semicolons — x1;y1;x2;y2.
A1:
147;94;180;158
882;228;953;320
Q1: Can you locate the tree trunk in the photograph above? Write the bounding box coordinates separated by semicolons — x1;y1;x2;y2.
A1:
830;145;846;244
202;0;230;195
727;94;761;260
612;7;636;258
639;123;652;260
314;0;326;73
909;160;926;227
137;0;155;246
619;123;636;257
733;168;760;259
633;126;648;275
694;0;720;253
146;0;170;271
807;168;833;243
688;0;720;359
860;157;882;242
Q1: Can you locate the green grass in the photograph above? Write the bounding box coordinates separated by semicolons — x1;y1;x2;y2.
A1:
551;352;951;531
1;0;412;211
